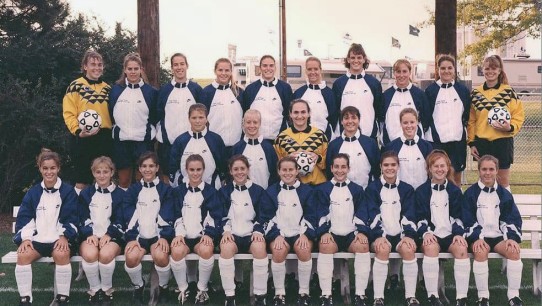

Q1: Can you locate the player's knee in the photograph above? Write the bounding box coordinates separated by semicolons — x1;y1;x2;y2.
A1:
318;242;337;254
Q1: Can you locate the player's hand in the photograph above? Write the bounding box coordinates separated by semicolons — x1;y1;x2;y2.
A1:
273;235;286;250
505;239;520;253
17;240;34;254
99;234;112;249
374;237;390;252
54;236;69;252
79;128;99;138
470;146;480;160
125;240;142;254
452;235;467;247
423;233;438;246
472;239;489;253
320;233;334;244
491;120;512;132
296;234;310;249
400;237;416;250
155;238;170;253
354;233;369;244
251;232;265;242
171;235;186;248
86;235;99;247
200;235;213;246
221;232;234;244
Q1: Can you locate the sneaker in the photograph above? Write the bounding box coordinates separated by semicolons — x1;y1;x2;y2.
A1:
476;298;489;306
455;298;467;306
272;295;286;306
87;290;102;303
428;295;443;306
225;296;236;306
354;295;369;306
320;295;333;306
388;274;399;290
176;288;190;305
19;296;31;306
405;297;420;306
132;280;145;303
101;289;114;305
254;294;267;306
508;296;523;306
55;294;70;305
373;298;385;306
195;290;210;305
297;293;310;306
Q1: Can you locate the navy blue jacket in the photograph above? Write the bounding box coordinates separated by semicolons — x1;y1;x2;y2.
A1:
78;185;126;241
232;138;279;187
326;134;380;181
383;137;433;157
243;79;292;131
293;85;337;139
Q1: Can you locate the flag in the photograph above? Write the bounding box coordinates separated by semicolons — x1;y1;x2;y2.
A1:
409;25;420;36
392;37;401;49
304;49;313;56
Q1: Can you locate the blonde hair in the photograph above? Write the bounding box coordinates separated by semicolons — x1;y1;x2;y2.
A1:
116;52;149;85
214;58;239;97
483;55;509;85
91;156;116;173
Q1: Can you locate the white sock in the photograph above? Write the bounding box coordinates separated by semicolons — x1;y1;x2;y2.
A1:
298;259;312;295
125;263;144;287
473;260;489;299
55;264;72;296
317;253;334;296
170;258;188;291
219;257;235;297
403;259;418;298
155;264;171;288
197;257;214;291
372;258;388;299
74;187;82;195
98;260;116;291
271;261;286;296
507;259;523;299
454;258;470;299
354;252;371;296
15;264;32;301
187;260;198;283
422;256;439;297
252;258;269;295
82;260;101;293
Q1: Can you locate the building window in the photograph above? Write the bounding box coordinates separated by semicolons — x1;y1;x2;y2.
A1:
287;65;302;78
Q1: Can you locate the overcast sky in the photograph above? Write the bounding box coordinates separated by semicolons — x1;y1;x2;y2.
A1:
68;0;541;78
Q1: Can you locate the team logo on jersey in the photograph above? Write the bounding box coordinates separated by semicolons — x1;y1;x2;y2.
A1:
56;204;60;209
89;202;99;207
407;102;412;105
278;201;286;207
202;149;208;153
259;157;264;161
137;100;142;104
244;203;249;206
357;152;362;156
345;197;351;202
137;201;147;206
392;200;398;205
231;100;236;104
416;157;421;160
363;89;368;93
83;86;91;92
187;98;192;103
105;206;109;209
255;97;265;101
37;206;46;211
316;100;322;104
183;201;190;207
331;200;340;206
153;199;158;203
272;97;277;101
453;98;458;102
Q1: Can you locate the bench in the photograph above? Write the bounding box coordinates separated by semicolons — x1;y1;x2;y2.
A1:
3;194;541;305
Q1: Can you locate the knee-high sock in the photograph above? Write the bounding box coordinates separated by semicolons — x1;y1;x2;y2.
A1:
98;260;116;291
170;258;188;291
507;259;523;299
271;261;286;296
317;253;334;296
473;260;489;299
15;264;32;300
55;264;72;296
372;258;388;299
354;252;371;296
219;257;235;297
403;259;418;298
252;258;269;295
454;258;471;299
125;263;144;287
197;257;214;291
298;259;312;295
187;260;198;283
155;264;171;288
422;256;439;297
82;260;101;293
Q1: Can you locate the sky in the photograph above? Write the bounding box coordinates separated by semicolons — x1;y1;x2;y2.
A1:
68;0;541;78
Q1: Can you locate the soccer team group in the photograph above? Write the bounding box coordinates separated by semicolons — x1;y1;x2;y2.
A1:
13;43;526;306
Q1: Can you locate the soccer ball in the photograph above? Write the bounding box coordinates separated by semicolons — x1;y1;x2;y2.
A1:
295;151;316;176
487;107;511;126
78;110;102;133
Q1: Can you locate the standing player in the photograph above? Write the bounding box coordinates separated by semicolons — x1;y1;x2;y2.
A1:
332;43;383;140
424;54;470;186
78;156;125;303
157;53;202;181
109;52;158;189
14;149;78;305
243;55;292;140
63;50;112;194
316;154;371;306
464;155;523;306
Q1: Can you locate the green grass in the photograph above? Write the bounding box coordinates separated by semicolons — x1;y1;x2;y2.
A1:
1;234;541;305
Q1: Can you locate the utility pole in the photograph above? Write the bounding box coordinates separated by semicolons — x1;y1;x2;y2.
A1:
137;0;160;88
279;0;287;81
435;0;457;67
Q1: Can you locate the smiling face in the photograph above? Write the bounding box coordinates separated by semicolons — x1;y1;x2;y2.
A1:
429;157;448;184
483;62;501;85
347;52;365;74
260;57;276;81
187;160;204;186
305;59;322;84
171;55;188;83
401;112;418;139
243;112;261;138
230;160;249;185
438;60;455;83
39;159;60;188
479;160;497;187
381;156;399;183
139;158;159;182
84;57;104;81
93;163;113;188
189;109;207;132
124;60;141;84
331;157;349;182
290;101;310;131
279;160;298;185
341;112;360;136
215;61;232;85
394;63;410;88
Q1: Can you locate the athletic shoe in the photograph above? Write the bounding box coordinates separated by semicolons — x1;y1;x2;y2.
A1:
373;298;385;306
272;295;286;306
428;295;443;306
132;280;145;303
455;298;467;306
158;285;170;303
55;294;70;305
101;289;114;306
87;289;102;303
176;288;190;305
297;293;310;306
388;274;399;290
354;295;369;306
254;294;267;306
320;295;333;306
405;297;421;306
195;290;210;305
508;296;523;306
225;296;236;306
19;296;31;306
476;298;490;306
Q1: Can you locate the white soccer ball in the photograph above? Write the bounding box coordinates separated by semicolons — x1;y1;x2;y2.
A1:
295;151;316;176
78;109;102;133
487;107;511;126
